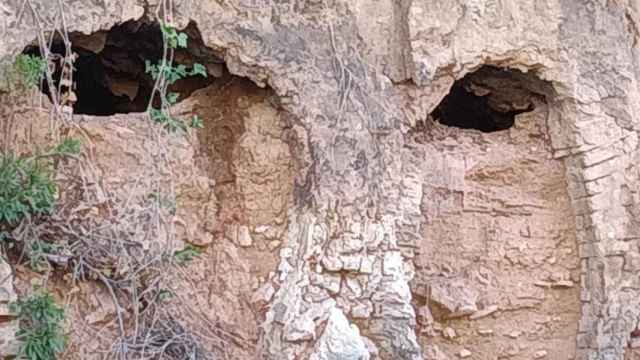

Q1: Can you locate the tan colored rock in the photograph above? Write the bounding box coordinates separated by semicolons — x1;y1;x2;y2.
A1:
443;327;456;339
458;349;472;358
534;350;548;359
1;0;640;359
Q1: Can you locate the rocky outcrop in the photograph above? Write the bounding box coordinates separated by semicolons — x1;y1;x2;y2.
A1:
1;0;640;359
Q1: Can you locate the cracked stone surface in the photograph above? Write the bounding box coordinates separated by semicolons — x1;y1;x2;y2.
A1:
2;0;640;359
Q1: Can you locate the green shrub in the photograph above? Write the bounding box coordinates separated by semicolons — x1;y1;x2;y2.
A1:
0;153;56;225
10;290;66;360
13;54;47;88
0;138;81;227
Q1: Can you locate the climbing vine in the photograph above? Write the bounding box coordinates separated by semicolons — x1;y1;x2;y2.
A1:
147;23;207;132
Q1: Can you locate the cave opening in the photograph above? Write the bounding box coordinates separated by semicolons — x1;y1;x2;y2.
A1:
430;66;551;133
23;19;221;116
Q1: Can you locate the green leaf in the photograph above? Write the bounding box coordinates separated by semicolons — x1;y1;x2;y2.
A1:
191;63;207;78
190;115;204;129
0;152;57;226
13;54;46;88
174;244;203;265
177;33;188;48
166;92;179;105
54;138;81;155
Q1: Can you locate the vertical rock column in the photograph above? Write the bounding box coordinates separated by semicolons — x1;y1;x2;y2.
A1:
555;2;640;358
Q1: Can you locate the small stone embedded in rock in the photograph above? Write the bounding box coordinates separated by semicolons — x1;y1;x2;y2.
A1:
351;301;373;319
268;240;282;251
552;280;574;288
424;344;449;360
534;281;552;288
310;273;341;295
459;349;472;358
237;225;253;247
507;330;521;339
341;256;362;272
383;251;403;276
443;327;456;339
534;350;548;358
429;277;479;318
321;256;343;272
251;281;276;307
470;304;498;320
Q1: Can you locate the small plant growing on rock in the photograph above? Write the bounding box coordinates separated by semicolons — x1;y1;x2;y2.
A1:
173;244;202;265
0;153;56;226
146;23;207;132
1;54;46;91
10;289;66;360
13;54;47;88
0;138;81;228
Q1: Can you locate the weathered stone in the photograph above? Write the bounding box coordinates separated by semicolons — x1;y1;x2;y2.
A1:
429;278;478;318
458;349;472;358
534;350;548;358
417;305;434;326
424;345;449;360
351;301;373;319
383;251;403;276
237;225;253;247
310;273;341;295
322;256;343;272
1;0;639;359
443;327;456;339
361;336;379;359
470;305;498;320
309;307;370;360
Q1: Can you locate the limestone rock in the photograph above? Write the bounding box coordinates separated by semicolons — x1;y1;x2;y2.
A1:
424;345;449;360
1;0;639;359
309;307;370;360
429;278;478;318
458;349;472;358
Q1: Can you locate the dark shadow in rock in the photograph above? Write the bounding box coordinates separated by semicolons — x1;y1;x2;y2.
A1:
23;19;222;116
431;66;551;132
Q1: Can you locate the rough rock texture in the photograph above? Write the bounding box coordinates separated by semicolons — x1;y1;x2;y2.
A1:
412;106;581;359
1;0;640;359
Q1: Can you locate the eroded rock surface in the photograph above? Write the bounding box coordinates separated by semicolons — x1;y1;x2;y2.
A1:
1;0;640;359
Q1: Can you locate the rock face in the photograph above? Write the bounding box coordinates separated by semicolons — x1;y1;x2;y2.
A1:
1;0;640;359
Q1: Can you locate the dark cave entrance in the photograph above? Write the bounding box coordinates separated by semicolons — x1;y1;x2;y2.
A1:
23;19;221;116
431;66;551;133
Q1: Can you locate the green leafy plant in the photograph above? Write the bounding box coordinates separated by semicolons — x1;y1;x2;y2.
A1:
53;138;81;156
190;115;204;129
0;153;56;225
173;244;202;265
146;23;207;132
161;23;188;49
28;240;61;273
0;138;82;227
13;54;47;88
10;289;66;360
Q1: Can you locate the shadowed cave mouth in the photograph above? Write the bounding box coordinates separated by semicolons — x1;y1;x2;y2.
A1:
431;66;552;132
23;19;222;116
